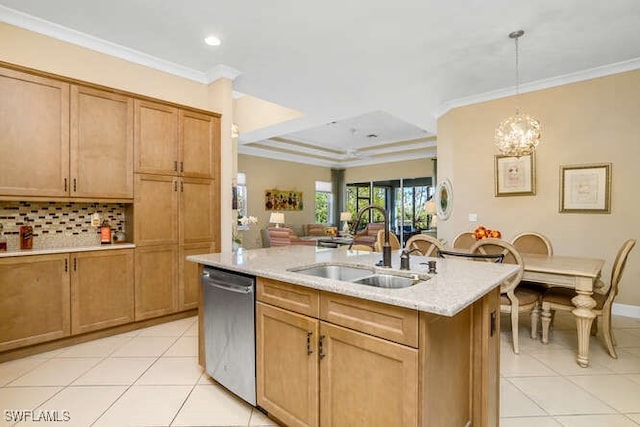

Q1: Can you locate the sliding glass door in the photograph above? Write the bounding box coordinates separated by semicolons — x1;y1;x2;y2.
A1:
346;177;433;243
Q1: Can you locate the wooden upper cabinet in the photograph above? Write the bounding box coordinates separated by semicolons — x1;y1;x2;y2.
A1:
134;173;179;246
180;177;216;244
134;99;217;178
0;67;70;197
70;85;133;198
179;110;218;178
134;100;179;175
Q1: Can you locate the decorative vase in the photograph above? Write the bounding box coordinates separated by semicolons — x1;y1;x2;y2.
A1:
232;241;241;252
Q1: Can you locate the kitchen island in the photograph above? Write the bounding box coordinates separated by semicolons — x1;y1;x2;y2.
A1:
188;246;519;427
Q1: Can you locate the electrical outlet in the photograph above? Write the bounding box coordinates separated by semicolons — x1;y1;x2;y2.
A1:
468;213;478;222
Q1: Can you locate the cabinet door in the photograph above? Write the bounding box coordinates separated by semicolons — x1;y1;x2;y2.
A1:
320;322;418;427
472;288;500;427
134;245;178;320
257;302;319;427
0;254;70;352
180;177;215;244
70;249;134;335
179;242;213;311
179;110;218;178
0;67;69;197
134;174;179;246
134;100;178;175
70;85;133;198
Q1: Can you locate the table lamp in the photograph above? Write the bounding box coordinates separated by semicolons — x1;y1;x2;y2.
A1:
425;200;437;230
340;211;352;233
269;212;285;228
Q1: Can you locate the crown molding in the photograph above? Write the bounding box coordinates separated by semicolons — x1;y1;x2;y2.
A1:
0;5;241;84
434;56;640;119
205;64;242;82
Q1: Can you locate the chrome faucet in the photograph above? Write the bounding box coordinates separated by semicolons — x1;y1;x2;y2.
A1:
400;248;422;270
348;204;391;268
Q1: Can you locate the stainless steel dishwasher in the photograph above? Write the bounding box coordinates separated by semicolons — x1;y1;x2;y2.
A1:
201;266;256;405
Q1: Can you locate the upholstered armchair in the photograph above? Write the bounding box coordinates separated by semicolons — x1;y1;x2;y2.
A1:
303;223;326;237
262;227;316;247
352;223;385;248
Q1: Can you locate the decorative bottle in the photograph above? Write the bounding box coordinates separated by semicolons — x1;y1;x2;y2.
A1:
19;219;33;250
0;223;7;252
100;219;112;245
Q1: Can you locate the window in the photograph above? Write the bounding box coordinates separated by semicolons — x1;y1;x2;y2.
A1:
347;177;433;241
236;173;248;229
315;181;333;224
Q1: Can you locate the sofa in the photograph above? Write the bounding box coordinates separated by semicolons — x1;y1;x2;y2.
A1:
261;227;317;248
302;223;327;237
352;223;385;248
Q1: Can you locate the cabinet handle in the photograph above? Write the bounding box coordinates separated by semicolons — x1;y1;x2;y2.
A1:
174;160;178;172
73;257;77;272
174;180;178;192
73;178;77;192
64;258;68;272
180;161;184;173
490;310;497;337
180;181;184;192
319;335;326;359
307;332;313;355
64;178;67;192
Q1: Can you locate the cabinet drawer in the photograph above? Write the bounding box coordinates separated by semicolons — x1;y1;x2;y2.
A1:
257;278;319;318
320;292;418;348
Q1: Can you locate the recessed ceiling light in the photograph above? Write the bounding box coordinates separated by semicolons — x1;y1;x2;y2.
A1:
204;36;221;46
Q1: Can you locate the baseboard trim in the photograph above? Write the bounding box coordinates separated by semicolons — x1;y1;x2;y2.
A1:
612;303;640;319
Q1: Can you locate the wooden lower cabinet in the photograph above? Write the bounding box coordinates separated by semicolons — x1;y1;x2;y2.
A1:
135;245;178;320
179;243;212;311
257;302;319;427
256;300;418;427
70;249;134;335
256;278;499;427
320;322;418;427
0;254;70;352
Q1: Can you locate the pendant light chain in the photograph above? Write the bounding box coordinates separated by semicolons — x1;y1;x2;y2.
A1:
514;35;520;113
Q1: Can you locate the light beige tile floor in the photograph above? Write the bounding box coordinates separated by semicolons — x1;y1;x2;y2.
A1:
1;312;639;426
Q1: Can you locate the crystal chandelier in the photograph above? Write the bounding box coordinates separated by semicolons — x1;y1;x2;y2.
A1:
495;30;541;157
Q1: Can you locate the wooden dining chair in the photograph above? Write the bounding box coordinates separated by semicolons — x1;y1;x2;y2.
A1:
511;232;554;298
541;239;636;358
471;238;540;354
452;231;476;249
405;234;444;257
374;230;401;252
511;232;553;255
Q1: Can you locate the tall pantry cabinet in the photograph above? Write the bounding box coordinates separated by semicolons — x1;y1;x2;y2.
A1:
133;100;220;320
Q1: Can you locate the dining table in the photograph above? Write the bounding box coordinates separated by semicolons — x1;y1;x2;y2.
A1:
521;253;605;367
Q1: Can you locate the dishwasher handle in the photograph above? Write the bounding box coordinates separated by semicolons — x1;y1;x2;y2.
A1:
202;273;254;295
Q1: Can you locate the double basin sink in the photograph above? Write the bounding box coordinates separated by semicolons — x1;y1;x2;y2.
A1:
288;263;429;289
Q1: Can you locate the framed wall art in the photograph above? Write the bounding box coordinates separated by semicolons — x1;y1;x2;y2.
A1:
265;189;303;211
560;163;611;214
495;154;536;196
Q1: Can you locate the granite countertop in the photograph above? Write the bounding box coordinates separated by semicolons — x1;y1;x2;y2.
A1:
0;243;136;258
187;246;520;317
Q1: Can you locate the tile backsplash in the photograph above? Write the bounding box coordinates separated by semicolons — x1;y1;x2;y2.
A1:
0;201;127;251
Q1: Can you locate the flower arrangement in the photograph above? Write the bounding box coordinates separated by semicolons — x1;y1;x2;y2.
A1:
473;225;502;240
233;215;258;245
